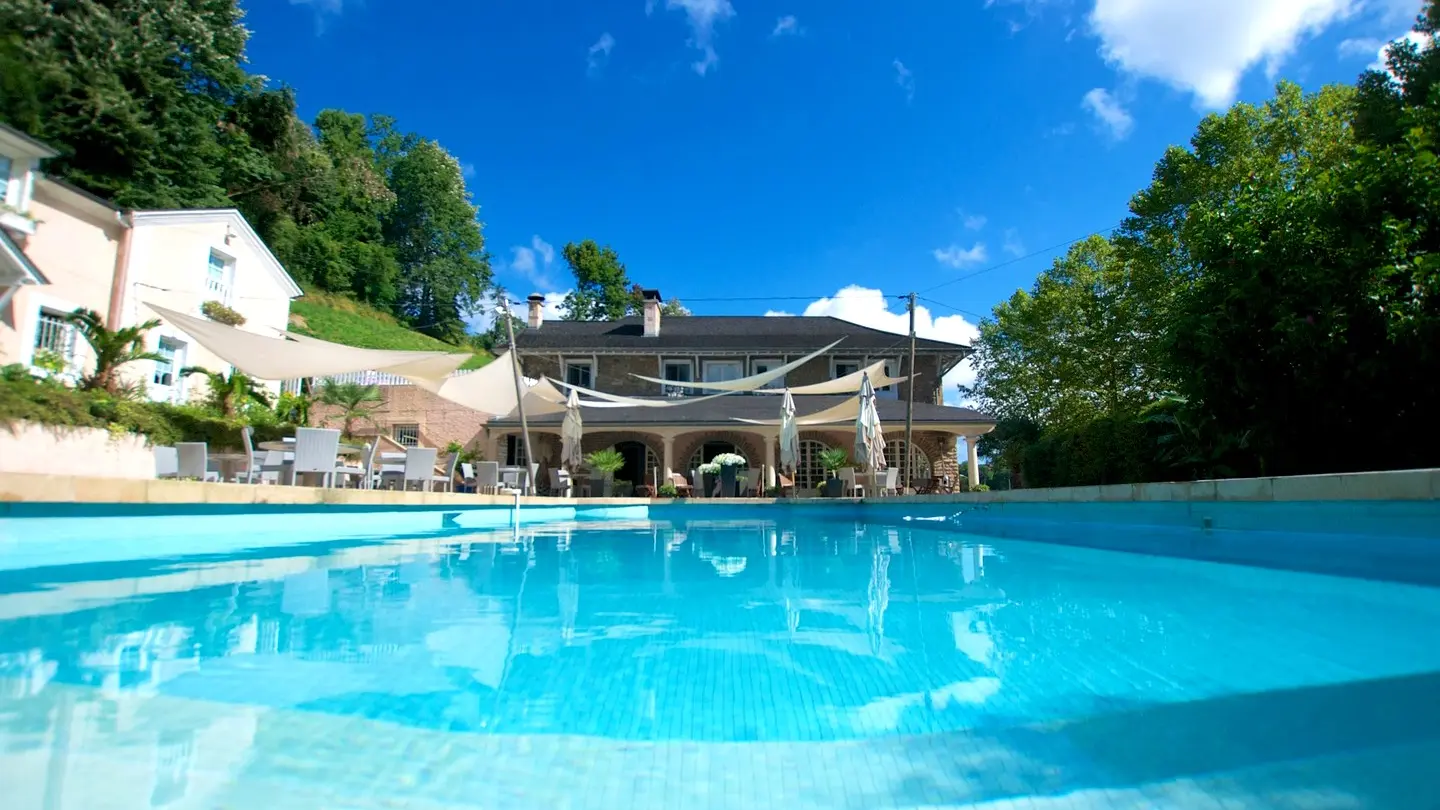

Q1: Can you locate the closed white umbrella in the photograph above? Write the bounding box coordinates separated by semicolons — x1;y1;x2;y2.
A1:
560;389;584;470
779;389;800;476
853;372;887;473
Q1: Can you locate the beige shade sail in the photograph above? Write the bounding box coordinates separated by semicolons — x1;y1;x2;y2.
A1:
145;303;470;392
758;359;915;395
432;359;570;417
549;377;742;408
626;339;844;391
733;396;862;427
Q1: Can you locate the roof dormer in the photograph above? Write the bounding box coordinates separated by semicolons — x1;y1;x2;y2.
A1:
0;122;60;237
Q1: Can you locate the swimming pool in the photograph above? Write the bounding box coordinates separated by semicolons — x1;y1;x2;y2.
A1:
1;510;1437;809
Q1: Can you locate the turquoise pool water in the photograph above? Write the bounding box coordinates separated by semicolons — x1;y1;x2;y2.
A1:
1;512;1438;808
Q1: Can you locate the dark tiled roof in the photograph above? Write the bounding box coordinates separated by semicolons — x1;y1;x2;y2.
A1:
511;316;969;353
489;395;991;428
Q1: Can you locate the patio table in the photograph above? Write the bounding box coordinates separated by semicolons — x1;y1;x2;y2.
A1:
258;439;364;455
206;452;250;482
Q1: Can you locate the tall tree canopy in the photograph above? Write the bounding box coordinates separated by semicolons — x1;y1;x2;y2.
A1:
0;0;490;341
559;240;690;320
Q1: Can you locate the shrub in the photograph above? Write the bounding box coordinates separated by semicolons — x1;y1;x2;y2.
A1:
657;482;679;498
201;300;246;326
818;447;850;473
585;448;626;475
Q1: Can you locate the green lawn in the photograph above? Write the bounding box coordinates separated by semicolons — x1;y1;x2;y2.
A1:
288;292;491;370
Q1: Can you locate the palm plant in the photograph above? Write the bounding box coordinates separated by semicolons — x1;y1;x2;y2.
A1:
182;366;272;418
274;391;313;426
317;379;383;438
66;309;164;393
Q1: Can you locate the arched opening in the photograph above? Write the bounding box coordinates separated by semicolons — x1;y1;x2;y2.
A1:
613;440;658;487
687;440;740;474
885;439;932;486
796;439;830;490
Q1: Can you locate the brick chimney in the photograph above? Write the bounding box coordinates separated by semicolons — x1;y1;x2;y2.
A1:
526;293;545;329
642;289;662;337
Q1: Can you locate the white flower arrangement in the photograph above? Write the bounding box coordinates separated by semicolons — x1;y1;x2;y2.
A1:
712;452;747;467
697;462;721;475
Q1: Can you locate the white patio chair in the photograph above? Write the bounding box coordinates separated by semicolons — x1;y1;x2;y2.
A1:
460;462;476;492
175;442;219;482
838;467;863;498
499;467;521;494
290;427;342;487
881;467;899;496
549;467;573;498
335;442;377;489
380;447;437;492
154;446;178;479
257;450;289;485
474;461;499;495
432;452;460;492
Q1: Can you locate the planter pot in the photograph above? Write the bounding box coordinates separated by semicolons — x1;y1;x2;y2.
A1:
719;465;738;498
702;473;717;497
600;474;615;498
822;477;845;498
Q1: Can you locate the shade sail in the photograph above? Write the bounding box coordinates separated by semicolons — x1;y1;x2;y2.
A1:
759;359;915;395
432;359;569;417
733;396;861;427
626;339;844;391
550;377;741;408
145;303;469;392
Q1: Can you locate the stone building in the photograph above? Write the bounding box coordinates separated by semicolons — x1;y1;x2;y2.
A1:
483;290;994;492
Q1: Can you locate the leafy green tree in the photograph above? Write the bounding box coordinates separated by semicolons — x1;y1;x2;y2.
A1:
65;310;164;394
561;241;634;320
181;367;272;419
383;139;490;340
316;379;382;438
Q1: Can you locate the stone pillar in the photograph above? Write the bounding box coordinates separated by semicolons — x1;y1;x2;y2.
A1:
763;433;776;489
662;435;675;479
966;435;980;489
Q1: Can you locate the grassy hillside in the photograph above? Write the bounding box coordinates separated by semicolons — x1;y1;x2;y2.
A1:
288;291;492;370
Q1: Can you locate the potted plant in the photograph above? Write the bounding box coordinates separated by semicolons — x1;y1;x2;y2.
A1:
697;462;720;497
818;448;850;497
712;452;746;497
584;448;626;497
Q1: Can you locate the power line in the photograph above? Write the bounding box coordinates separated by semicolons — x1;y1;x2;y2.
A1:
918;224;1121;295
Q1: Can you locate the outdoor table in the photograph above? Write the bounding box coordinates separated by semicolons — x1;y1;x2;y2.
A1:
258;439;363;455
206;451;250;482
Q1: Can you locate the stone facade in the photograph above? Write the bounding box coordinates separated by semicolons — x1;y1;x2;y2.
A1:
310;384;489;454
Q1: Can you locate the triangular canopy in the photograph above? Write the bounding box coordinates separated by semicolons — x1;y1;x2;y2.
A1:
732;396;862;427
145;303;469;392
760;359;915;395
432;359;569;417
626;339;844;391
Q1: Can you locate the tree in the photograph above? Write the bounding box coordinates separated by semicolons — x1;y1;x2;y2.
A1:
965;236;1166;431
561;241;633;320
383;139;490;340
662;298;692;317
65;310;164;394
181;367;272;418
316;380;382;438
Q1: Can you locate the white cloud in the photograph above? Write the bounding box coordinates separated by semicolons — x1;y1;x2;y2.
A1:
507;235;558;288
1088;0;1355;109
1002;228;1025;257
1338;36;1384;57
1081;87;1133;140
961;212;988;231
893;59;916;102
790;286;982;402
588;32;616;74
290;0;343;14
933;243;989;268
469;290;570;333
460;162;476;179
764;309;794;317
664;0;735;76
772;15;800;36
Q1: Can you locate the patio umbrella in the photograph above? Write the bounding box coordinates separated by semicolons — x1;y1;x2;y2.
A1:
779;389;800;475
560;389;584;470
853;372;887;472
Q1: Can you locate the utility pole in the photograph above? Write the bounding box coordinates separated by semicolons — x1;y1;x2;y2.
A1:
904;291;917;494
501;297;535;495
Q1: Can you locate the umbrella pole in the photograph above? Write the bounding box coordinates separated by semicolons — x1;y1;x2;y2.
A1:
904;292;917;494
502;298;536;495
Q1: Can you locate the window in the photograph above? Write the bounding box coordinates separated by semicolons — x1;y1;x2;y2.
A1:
564;360;593;389
393;424;420;447
0;156;11;205
702;360;743;383
688;441;740;476
152;337;184;387
32;309;75;369
206;250;233;303
832;359;861;380
875;359;900;399
796;440;830;490
884;440;932;485
505;435;529;466
661;359;693;397
751;358;784;392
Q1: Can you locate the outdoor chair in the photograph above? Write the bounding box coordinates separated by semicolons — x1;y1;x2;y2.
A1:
379;447;438;491
776;471;796;498
335;442;377;489
290;427;342;487
838;467;863;498
474;461;500;494
880;468;899;497
460;462;476;493
235;426;287;484
666;472;692;497
175;442;219;482
154;446;178;479
432;452;460;492
549;468;573;498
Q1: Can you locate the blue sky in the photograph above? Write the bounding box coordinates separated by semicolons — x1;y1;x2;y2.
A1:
243;0;1423;398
